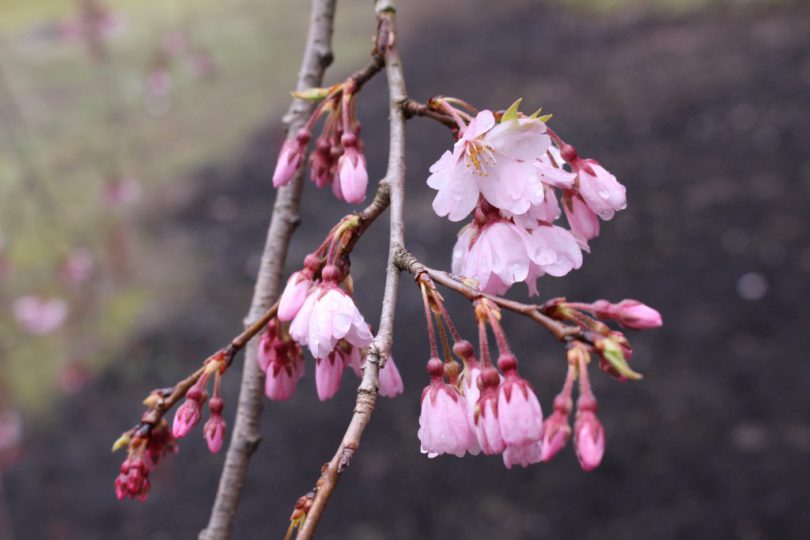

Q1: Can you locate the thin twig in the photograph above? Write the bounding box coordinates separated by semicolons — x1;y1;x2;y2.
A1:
394;249;584;343
199;1;338;537
293;2;407;537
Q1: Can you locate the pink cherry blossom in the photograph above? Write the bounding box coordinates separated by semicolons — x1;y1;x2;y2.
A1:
61;248;94;284
337;146;368;204
102;176;141;208
496;355;543;448
470;367;503;455
418;359;474;458
502;441;543;469
262;335;305;402
13;296;69;336
427;110;550;221
576;159;627;221
279;271;312;321
524;224;583;280
592;299;663;330
289;285;373;360
273;139;304;188
452;220;531;295
315;350;344;401
564;193;600;248
574;407;605;472
378;355;404;398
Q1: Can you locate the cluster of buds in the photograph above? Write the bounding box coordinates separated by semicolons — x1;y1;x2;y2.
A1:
426;98;627;295
416;275;661;470
273;79;369;204
264;217;403;401
171;350;229;453
114;420;177;501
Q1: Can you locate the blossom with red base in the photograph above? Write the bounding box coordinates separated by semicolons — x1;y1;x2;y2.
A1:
418;358;474;458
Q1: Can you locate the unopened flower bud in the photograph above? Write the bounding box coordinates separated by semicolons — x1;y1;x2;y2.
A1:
592;299;662;330
273;139;304;188
574;397;605;472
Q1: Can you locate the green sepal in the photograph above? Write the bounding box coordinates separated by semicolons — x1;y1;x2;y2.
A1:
538;113;553;123
600;339;643;381
501;98;523;122
112;433;131;452
291;87;331;102
529;108;543;119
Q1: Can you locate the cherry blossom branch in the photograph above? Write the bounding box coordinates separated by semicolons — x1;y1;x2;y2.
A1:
199;1;338;537
292;2;407;538
393;249;585;343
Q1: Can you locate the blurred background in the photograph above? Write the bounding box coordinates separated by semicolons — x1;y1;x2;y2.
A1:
1;0;808;538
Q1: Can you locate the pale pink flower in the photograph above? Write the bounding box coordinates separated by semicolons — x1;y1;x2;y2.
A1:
502;441;543;469
61;248;94;284
539;408;572;462
451;220;531;295
13;296;69;335
496;355;543;448
102;176;141;207
525;224;583;279
172;387;205;438
279;271;312;321
574;406;605;472
337;147;368;204
145;69;172;98
289;285;373;360
471;367;503;455
418;359;474;458
428;110;550;221
592;299;663;330
273;139;305;188
204;397;226;453
378;355;404;398
577;159;627;221
315;349;345;401
535;148;576;190
522;185;563;225
262;332;305;402
564;194;600;248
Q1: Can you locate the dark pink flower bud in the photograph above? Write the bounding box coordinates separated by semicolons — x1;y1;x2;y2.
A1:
273;138;306;188
574;397;605;472
204;398;226;454
539;408;572;463
172;387;205;438
592;299;663;330
309;138;334;188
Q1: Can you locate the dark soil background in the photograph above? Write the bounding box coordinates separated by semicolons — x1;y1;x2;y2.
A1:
6;1;810;538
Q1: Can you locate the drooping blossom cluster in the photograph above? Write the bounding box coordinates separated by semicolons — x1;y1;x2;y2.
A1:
171;350;230;453
267;235;404;401
273;79;369;204
427;99;627;295
415;276;661;470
